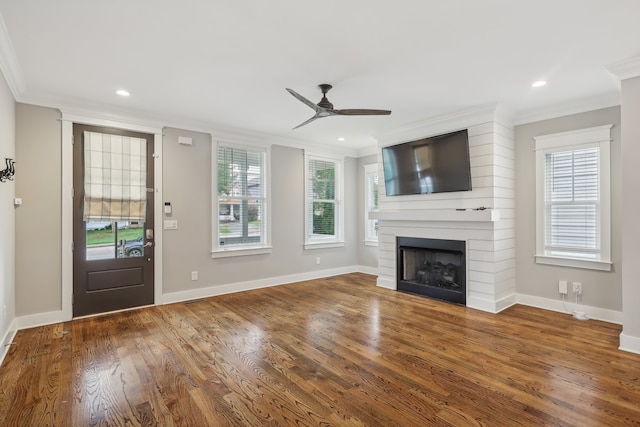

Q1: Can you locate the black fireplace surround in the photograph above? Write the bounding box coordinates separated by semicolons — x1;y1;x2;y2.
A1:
396;237;466;305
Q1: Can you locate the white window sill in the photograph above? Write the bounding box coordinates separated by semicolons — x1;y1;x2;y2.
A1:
535;254;612;272
211;246;272;259
304;241;345;250
364;240;379;247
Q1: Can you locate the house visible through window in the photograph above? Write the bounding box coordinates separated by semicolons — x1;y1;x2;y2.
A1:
214;144;269;255
364;163;379;245
534;125;612;271
304;153;344;249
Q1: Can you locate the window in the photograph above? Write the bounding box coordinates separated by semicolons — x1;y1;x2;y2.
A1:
213;143;270;257
363;163;379;246
304;153;344;249
534;125;612;271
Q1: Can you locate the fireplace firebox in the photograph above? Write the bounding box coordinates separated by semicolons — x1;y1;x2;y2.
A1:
396;237;466;305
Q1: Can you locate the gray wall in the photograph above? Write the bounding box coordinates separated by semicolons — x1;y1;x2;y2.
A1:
10;113;364;318
357;154;378;269
10;103;629;322
0;70;15;342
15;104;62;315
159;128;362;295
514;106;622;311
621;76;640;338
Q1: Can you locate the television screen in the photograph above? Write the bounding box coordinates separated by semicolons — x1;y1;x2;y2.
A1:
382;129;472;196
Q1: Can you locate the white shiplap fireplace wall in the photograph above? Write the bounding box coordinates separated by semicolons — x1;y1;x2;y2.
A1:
372;106;515;313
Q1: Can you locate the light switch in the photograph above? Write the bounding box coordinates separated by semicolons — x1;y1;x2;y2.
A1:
164;220;178;230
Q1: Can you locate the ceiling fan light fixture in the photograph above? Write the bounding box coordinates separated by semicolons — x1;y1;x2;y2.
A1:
286;84;392;129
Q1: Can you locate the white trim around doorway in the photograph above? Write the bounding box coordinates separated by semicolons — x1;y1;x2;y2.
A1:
60;112;164;321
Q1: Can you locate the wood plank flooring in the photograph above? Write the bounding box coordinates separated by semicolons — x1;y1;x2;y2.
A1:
1;273;639;426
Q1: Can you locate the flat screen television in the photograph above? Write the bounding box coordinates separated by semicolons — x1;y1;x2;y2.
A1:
382;129;472;196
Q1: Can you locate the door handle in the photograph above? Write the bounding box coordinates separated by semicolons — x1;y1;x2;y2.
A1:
144;241;153;248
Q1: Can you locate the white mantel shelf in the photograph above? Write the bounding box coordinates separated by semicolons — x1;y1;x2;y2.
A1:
370;209;500;222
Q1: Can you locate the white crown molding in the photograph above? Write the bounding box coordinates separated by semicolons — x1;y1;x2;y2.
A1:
42;97;363;158
373;104;513;146
356;144;379;158
512;92;620;126
607;56;640;80
60;109;164;134
0;11;25;98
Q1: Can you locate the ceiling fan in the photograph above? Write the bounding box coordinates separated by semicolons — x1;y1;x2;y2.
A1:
286;84;391;129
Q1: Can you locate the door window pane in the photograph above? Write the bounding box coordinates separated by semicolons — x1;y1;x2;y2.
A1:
85;221;144;260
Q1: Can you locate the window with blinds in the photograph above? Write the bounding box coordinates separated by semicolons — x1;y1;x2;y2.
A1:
364;164;379;244
534;124;612;271
544;147;599;259
304;154;344;247
216;145;267;248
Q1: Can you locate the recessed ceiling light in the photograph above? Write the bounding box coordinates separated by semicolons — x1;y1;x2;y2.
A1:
116;89;130;97
337;137;345;141
531;80;547;88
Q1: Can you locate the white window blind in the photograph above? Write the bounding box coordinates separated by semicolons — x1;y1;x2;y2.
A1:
217;145;266;248
544;147;599;259
534;124;612;271
307;158;336;237
364;164;379;243
304;153;344;248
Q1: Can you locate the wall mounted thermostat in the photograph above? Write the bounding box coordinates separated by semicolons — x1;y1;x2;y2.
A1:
164;202;172;215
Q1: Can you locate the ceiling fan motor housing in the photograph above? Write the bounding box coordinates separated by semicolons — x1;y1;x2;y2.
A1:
318;84;334;109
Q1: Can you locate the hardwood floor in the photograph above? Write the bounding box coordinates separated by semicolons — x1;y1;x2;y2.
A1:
1;273;639;426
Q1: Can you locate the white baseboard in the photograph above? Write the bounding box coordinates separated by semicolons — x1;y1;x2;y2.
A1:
496;294;517;313
357;265;378;276
16;310;70;330
619;332;640;355
516;293;622;324
376;276;395;290
161;266;360;305
467;296;499;313
0;318;18;366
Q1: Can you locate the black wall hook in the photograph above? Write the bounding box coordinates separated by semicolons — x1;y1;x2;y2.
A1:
0;158;15;182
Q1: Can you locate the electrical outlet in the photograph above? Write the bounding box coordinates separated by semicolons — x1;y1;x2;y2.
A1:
191;271;198;281
558;280;568;295
573;282;582;295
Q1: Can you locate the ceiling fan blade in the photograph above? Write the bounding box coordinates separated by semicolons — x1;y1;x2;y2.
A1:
333;109;392;116
286;88;320;112
292;115;322;129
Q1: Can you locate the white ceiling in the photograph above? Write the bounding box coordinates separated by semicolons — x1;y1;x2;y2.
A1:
0;1;639;155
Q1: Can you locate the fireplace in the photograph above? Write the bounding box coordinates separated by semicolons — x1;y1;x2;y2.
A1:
396;237;466;305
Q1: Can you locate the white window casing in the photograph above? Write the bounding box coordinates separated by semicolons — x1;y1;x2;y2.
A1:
363;163;379;246
534;125;612;271
304;152;345;249
212;142;272;258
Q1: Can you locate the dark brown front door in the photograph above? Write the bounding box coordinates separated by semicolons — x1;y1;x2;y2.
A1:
73;124;154;317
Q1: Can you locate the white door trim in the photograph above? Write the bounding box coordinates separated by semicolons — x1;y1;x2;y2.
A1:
60;112;163;320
